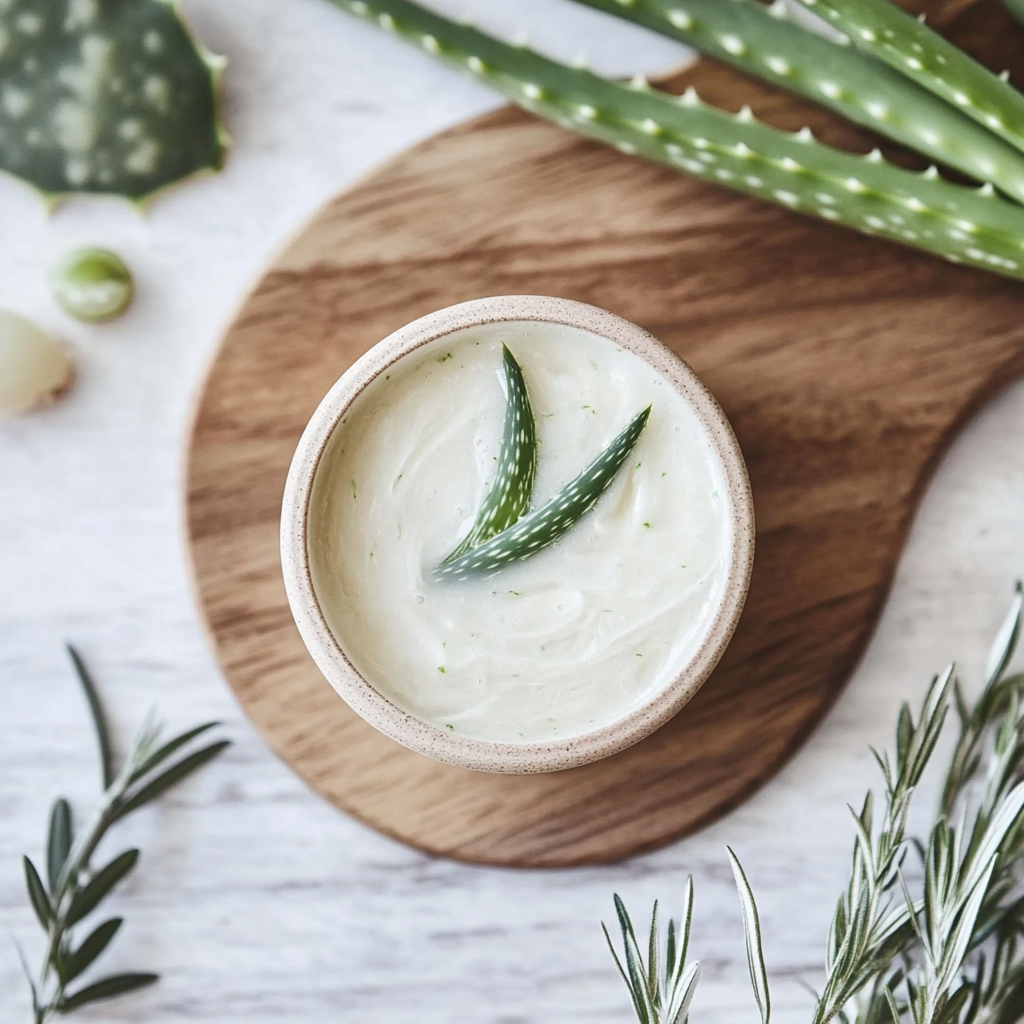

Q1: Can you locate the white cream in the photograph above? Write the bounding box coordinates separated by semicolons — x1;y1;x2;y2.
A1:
308;322;729;743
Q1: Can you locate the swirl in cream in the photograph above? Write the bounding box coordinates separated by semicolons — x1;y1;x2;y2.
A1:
307;321;729;743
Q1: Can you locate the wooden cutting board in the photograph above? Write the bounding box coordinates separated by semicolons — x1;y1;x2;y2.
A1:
186;0;1024;867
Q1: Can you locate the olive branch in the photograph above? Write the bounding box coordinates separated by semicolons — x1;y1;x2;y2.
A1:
605;583;1024;1024
15;646;230;1023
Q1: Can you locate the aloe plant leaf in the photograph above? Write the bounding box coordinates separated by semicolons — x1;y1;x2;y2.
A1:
66;849;139;927
443;345;536;561
115;740;230;819
330;0;1024;282
46;797;72;894
23;856;52;931
788;0;1024;161
434;406;650;581
0;0;227;203
63;917;123;983
66;644;114;789
571;0;1024;205
59;971;159;1012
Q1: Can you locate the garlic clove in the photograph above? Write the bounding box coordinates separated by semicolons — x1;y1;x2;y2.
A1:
0;311;74;419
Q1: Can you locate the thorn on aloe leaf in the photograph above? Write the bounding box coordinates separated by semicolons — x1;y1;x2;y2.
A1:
0;0;227;203
571;0;1024;206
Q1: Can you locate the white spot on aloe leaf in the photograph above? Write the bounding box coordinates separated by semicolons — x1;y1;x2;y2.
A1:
143;75;171;111
118;118;143;141
65;157;89;185
126;139;160;174
668;10;692;28
65;0;98;30
16;12;43;34
2;86;31;119
53;34;114;157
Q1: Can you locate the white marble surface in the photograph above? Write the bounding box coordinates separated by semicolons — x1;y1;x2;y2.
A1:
1;1;1023;1022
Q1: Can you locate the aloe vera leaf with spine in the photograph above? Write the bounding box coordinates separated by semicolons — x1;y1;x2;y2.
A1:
788;0;1024;159
0;0;227;202
330;0;1024;280
443;345;537;562
434;406;650;581
569;0;1024;204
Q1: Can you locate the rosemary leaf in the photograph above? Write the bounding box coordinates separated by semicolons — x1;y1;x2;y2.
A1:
729;848;771;1024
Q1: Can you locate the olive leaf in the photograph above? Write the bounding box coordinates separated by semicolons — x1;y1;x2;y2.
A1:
18;647;230;1021
46;798;72;894
65;849;139;927
0;0;227;203
59;972;159;1012
66;644;112;789
23;856;52;930
61;918;122;983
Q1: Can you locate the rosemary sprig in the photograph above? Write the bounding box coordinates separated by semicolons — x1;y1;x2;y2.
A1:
607;583;1024;1024
17;646;230;1023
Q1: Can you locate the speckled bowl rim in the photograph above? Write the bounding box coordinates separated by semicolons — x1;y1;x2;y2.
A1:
281;295;755;774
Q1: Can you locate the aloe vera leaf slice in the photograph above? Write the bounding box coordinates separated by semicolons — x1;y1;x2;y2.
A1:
443;345;537;562
434;406;650;581
0;0;227;203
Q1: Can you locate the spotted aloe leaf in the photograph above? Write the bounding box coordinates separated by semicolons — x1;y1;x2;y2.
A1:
0;0;227;203
443;344;537;563
331;0;1024;280
572;0;1024;206
434;406;650;581
788;0;1024;160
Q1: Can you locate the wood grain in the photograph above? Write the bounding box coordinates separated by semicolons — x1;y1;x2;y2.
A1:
186;0;1024;867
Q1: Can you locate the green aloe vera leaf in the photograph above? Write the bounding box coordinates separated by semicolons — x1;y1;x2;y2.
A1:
443;345;537;562
1003;0;1024;29
433;406;650;581
569;0;1024;205
330;0;1024;280
0;0;227;203
787;0;1024;160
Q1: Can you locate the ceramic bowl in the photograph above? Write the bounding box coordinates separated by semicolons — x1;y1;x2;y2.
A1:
281;295;754;773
